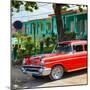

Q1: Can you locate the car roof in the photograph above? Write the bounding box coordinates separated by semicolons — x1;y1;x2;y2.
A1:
58;40;87;45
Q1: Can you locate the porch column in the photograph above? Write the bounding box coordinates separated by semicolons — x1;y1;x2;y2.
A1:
51;17;54;34
43;19;46;34
54;16;57;34
36;21;38;39
74;16;77;33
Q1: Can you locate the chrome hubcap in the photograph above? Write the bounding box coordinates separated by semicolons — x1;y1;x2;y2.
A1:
51;66;63;80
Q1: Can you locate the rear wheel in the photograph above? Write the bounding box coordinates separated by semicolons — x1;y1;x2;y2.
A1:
49;65;64;80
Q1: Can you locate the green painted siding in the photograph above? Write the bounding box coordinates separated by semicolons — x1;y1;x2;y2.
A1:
23;12;87;39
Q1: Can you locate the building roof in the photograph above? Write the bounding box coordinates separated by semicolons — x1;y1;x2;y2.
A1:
48;9;87;17
23;9;87;23
23;17;52;23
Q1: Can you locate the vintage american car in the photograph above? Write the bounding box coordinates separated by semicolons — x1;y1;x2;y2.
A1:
21;40;87;80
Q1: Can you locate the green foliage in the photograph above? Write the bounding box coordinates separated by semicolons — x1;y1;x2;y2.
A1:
51;33;57;43
12;32;34;56
11;0;24;12
24;36;34;55
12;33;57;65
44;37;51;48
61;5;70;10
11;0;38;12
77;5;87;12
44;45;54;53
63;32;76;41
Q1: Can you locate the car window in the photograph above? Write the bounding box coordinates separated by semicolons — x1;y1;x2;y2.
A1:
84;44;87;51
73;44;83;52
52;44;72;53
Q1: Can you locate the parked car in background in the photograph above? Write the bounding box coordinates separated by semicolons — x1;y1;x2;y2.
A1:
21;40;87;80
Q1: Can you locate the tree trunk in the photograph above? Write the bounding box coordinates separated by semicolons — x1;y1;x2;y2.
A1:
53;4;64;42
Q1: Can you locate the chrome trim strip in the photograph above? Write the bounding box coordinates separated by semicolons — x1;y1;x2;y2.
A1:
23;64;42;67
67;67;87;72
43;53;73;60
43;52;87;60
21;67;51;76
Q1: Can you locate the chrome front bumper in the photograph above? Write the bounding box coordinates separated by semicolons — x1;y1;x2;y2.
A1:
21;65;51;76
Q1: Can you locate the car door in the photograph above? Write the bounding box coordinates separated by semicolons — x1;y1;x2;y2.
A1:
72;44;87;69
83;44;87;67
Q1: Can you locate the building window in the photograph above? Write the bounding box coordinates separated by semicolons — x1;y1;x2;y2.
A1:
46;19;51;34
27;24;30;35
70;21;74;32
41;23;43;32
85;20;87;33
37;23;40;33
32;23;36;30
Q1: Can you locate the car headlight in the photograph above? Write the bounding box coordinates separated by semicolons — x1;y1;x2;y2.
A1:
40;60;44;66
38;68;43;73
22;58;25;64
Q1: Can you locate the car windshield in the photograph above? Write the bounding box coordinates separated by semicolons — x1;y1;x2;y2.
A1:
52;43;72;53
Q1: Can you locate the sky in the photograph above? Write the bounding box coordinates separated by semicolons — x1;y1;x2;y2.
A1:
12;2;54;23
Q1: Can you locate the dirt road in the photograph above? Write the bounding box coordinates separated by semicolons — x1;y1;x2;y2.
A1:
11;66;87;89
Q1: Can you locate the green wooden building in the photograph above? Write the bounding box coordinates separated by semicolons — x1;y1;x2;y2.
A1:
23;10;87;40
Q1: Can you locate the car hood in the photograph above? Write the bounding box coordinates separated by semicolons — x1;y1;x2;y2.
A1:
30;52;66;65
31;52;65;59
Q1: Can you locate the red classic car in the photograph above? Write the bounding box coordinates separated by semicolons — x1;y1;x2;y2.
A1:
21;40;87;80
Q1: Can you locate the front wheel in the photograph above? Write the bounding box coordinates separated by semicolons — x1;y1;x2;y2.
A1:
49;65;64;80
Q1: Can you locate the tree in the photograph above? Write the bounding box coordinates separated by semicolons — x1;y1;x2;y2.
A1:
53;4;68;41
12;0;39;55
53;4;87;41
11;0;38;12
